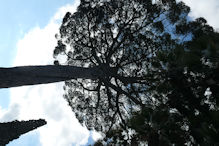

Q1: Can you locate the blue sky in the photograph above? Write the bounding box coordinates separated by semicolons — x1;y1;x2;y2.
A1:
0;0;100;145
0;0;76;108
0;0;94;146
0;0;75;67
0;0;219;146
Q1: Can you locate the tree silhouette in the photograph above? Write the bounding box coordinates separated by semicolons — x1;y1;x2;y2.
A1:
53;0;219;145
0;0;217;145
0;65;110;88
0;119;46;145
54;0;191;131
94;24;219;145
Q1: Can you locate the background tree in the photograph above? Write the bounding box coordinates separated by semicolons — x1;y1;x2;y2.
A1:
53;0;218;145
0;119;46;145
94;21;219;145
152;31;219;145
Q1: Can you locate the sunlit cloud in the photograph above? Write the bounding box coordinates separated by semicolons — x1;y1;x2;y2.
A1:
182;0;219;29
0;0;92;146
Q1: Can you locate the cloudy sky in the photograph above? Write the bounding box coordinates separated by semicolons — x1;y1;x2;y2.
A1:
0;0;219;146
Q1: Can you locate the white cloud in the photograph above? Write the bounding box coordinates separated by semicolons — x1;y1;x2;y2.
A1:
0;0;92;146
52;0;80;23
182;0;219;29
91;131;102;142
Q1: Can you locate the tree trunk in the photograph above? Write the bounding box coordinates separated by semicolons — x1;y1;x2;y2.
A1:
0;65;101;88
0;119;46;145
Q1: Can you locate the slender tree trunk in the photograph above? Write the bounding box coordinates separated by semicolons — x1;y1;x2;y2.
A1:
0;119;46;145
0;65;101;88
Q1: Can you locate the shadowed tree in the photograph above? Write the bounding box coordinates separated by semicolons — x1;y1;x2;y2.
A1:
0;119;46;145
54;0;191;130
0;65;111;88
94;26;219;145
52;0;217;145
0;0;217;145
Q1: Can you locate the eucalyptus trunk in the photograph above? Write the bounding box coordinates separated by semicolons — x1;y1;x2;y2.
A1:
0;65;103;88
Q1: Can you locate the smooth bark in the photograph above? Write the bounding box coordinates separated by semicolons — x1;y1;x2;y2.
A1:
0;65;102;88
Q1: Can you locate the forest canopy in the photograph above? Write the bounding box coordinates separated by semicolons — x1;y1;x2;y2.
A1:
54;0;219;145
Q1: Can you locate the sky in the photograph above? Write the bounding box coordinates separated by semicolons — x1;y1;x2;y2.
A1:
0;0;219;146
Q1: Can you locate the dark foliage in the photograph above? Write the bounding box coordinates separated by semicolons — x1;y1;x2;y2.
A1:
54;0;218;145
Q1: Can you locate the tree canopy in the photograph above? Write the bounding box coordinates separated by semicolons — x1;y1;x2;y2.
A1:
54;0;218;145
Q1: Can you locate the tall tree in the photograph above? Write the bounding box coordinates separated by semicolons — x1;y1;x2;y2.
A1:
0;119;46;145
0;0;216;145
53;0;217;145
0;65;110;88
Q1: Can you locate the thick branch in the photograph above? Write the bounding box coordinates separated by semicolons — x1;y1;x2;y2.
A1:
103;80;143;105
